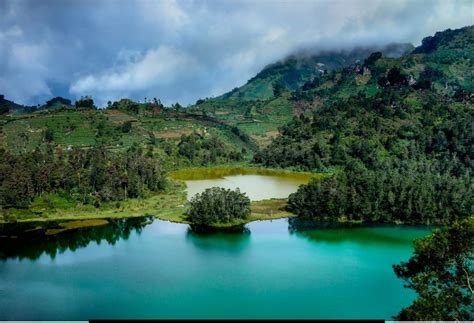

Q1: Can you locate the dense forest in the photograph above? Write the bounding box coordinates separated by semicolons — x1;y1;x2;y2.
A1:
287;160;471;224
0;144;167;210
255;26;473;225
258;88;473;224
175;132;245;165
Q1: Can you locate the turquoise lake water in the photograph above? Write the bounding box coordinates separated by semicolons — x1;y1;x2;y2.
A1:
0;217;431;320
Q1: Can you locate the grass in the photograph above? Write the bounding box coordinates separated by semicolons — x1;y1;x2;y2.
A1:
0;165;325;230
0;178;303;229
0;107;255;154
178;198;296;229
0;180;188;224
250;198;291;218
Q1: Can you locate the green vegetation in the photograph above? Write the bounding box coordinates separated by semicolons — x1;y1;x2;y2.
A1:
75;96;96;109
287;162;471;224
0;26;472;234
0;179;187;224
257;26;474;225
249;198;293;219
218;43;413;101
0;144;167;210
393;218;474;320
185;187;251;226
176;132;244;165
0;100;255;162
185;43;414;143
0;25;471;322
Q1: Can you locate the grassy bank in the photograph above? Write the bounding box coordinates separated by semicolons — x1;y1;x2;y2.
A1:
154;197;294;228
0;180;188;224
0;177;297;229
206;198;296;228
0;166;328;231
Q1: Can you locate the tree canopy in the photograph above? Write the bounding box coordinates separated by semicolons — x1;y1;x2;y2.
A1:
185;187;251;225
393;218;474;320
287;160;472;224
0;144;166;209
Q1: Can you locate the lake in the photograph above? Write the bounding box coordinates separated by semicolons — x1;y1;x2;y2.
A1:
169;167;316;200
0;217;431;320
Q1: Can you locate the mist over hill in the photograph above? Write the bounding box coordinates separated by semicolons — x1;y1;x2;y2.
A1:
219;43;414;101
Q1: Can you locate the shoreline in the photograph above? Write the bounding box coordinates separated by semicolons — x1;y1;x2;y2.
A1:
2;165;443;231
0;166;318;229
0;198;295;227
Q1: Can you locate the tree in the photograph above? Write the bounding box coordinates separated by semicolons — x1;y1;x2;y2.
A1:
272;82;285;96
287;176;347;220
185;187;251;225
75;96;96;109
393;218;474;320
364;51;382;66
45;97;72;108
43;128;54;142
178;133;199;161
386;67;408;87
121;121;132;133
172;102;183;110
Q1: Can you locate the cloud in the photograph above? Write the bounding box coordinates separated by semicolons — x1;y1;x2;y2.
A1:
70;46;203;105
0;0;472;106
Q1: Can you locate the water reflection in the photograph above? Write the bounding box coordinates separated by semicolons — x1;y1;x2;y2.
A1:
0;216;433;262
0;216;152;261
288;218;432;245
187;224;250;234
185;225;251;252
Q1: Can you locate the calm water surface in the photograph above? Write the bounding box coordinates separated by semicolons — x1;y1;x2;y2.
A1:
184;174;309;200
0;218;431;320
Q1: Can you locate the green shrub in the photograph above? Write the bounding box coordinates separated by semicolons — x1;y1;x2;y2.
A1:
185;187;250;225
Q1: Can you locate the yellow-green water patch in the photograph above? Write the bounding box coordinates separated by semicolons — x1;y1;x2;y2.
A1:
45;219;109;235
169;166;321;181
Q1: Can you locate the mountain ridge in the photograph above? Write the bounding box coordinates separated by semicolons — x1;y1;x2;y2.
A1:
217;42;414;101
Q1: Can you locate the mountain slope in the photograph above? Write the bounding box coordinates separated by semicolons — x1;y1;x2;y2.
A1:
0;95;32;115
218;43;414;101
289;25;473;111
256;26;473;226
256;25;474;172
186;42;423;145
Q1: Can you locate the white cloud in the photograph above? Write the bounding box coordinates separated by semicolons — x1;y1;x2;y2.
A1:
0;25;22;40
139;0;191;31
70;46;203;106
0;37;52;103
0;0;472;105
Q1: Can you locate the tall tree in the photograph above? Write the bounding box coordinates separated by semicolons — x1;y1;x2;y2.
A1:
393;218;474;320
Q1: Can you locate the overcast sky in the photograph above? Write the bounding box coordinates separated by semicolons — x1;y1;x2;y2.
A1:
0;0;472;107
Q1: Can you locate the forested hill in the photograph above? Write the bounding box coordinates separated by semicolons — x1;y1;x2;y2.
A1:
188;27;471;146
218;43;414;101
187;44;416;146
0;95;33;115
255;25;473;225
257;25;473;169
